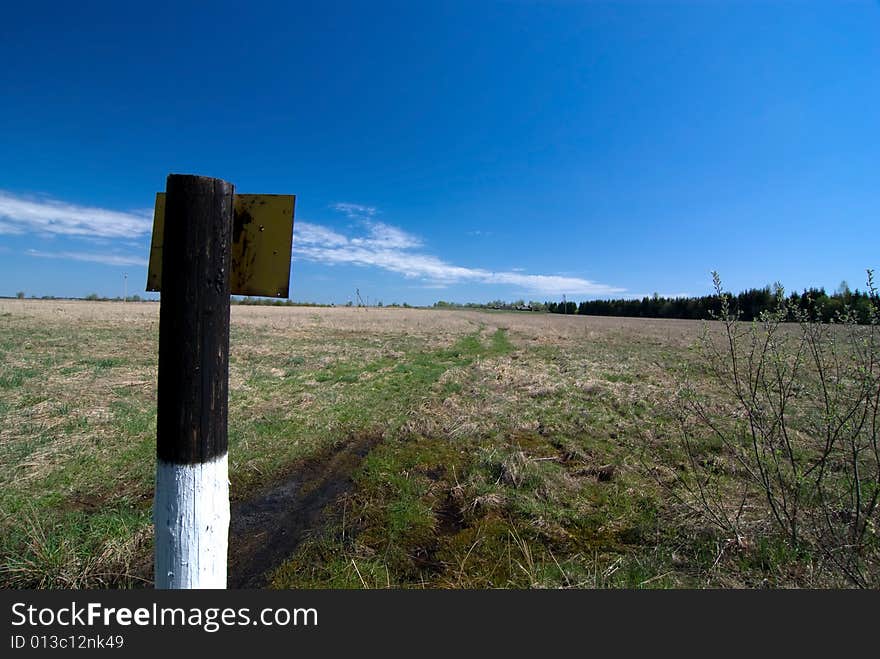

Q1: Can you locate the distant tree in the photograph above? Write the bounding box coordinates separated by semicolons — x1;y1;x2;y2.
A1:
16;291;24;299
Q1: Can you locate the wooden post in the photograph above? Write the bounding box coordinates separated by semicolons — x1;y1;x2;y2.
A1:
154;174;234;589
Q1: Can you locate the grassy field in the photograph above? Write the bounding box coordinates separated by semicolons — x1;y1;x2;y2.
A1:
0;299;873;588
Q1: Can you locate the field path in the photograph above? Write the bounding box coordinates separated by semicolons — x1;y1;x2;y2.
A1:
228;432;381;588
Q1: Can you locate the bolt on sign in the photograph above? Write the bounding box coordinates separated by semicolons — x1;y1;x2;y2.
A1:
146;193;296;297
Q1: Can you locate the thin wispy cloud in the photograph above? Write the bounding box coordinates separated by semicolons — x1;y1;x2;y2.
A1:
0;190;152;239
0;220;25;235
4;190;625;295
296;207;625;297
26;249;148;268
331;202;377;219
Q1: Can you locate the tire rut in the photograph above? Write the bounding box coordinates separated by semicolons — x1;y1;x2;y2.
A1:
228;432;380;588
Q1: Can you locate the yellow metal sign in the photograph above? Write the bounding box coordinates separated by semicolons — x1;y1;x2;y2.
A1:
146;193;295;297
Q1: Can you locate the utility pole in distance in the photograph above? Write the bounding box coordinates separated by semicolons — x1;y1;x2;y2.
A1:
154;174;233;589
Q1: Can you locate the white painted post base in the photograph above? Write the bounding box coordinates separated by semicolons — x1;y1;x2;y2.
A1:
154;454;230;589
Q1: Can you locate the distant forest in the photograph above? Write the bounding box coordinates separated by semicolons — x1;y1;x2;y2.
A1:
436;281;879;324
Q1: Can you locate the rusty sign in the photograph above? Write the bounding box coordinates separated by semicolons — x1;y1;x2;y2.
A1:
147;193;295;297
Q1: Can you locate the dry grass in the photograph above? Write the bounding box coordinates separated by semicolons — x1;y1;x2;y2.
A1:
1;299;858;589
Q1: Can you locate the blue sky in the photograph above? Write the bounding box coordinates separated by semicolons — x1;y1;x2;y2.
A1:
1;1;877;305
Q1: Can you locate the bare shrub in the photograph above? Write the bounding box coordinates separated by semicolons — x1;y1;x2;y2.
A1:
673;271;880;587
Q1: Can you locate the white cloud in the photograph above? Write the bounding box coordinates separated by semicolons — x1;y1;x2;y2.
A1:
0;190;153;239
26;249;147;268
0;220;25;235
330;202;377;219
3;190;625;296
295;213;624;297
296;222;349;247
411;283;452;290
352;221;422;250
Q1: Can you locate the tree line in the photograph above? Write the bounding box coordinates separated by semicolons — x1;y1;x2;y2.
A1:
566;282;877;323
436;279;878;324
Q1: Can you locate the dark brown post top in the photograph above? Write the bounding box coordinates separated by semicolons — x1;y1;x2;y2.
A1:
156;174;234;464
